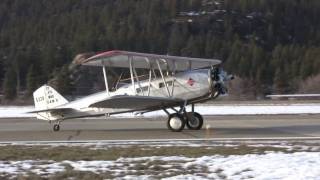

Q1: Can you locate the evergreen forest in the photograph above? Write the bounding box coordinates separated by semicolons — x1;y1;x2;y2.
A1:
1;0;320;102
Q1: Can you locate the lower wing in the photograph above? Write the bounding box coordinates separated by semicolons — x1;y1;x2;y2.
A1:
89;95;183;111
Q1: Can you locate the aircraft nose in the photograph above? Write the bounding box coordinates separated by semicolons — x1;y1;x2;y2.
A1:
210;67;232;97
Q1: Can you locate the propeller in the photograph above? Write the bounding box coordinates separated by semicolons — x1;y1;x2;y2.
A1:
210;67;233;97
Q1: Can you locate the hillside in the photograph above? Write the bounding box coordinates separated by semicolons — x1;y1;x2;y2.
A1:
0;0;320;101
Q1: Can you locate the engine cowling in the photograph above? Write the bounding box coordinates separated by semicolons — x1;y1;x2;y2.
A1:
210;67;233;98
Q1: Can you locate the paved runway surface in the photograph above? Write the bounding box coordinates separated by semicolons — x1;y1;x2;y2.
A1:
0;114;319;141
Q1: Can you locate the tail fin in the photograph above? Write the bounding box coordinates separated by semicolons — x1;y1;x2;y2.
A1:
33;85;68;110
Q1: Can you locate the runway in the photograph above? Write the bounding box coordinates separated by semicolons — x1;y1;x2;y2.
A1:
0;114;320;141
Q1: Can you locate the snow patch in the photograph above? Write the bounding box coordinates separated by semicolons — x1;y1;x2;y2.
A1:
1;103;320;118
143;103;320;117
1;152;320;179
0;106;34;118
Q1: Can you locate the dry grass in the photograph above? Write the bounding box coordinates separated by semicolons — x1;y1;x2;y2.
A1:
0;145;288;161
14;170;111;180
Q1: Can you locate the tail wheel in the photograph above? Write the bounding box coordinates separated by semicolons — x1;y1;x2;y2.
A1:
53;124;60;132
167;113;186;132
186;112;203;130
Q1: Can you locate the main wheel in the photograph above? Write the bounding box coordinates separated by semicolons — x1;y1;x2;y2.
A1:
53;124;60;132
167;113;186;132
186;112;203;130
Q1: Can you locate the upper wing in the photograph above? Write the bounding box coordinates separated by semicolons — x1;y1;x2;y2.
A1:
78;50;221;71
89;95;183;110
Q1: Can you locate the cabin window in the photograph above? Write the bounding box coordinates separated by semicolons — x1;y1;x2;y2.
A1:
159;81;173;88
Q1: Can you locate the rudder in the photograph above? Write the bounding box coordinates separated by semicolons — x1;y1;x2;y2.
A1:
33;85;68;110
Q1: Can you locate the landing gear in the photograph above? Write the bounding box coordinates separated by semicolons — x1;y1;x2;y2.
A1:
167;113;185;132
186;112;203;130
165;103;204;132
53;123;60;132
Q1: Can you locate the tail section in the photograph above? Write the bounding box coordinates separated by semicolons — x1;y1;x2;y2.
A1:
33;85;68;110
32;85;68;120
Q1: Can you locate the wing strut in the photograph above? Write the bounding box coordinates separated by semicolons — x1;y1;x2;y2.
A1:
156;59;171;97
171;60;177;96
129;56;136;94
147;68;152;96
133;67;143;95
102;65;109;95
146;57;152;96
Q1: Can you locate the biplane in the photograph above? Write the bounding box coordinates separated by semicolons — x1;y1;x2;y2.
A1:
30;50;233;132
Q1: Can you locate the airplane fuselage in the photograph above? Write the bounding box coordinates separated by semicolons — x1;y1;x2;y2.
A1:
38;69;213;121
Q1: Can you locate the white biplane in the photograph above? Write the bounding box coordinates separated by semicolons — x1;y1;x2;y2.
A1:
30;50;233;132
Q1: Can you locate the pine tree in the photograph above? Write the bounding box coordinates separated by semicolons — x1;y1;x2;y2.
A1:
180;36;195;57
54;65;73;95
238;56;251;77
300;48;315;79
0;0;320;100
250;42;266;79
273;67;289;94
204;32;215;58
26;65;37;97
225;38;242;73
3;67;17;100
168;24;184;55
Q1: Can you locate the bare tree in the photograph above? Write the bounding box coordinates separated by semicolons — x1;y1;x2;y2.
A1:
226;76;256;100
298;74;320;93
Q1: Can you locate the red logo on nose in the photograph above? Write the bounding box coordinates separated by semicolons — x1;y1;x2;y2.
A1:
187;78;195;86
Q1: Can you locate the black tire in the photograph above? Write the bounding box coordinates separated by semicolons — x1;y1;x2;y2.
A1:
53;124;60;132
186;112;203;130
167;113;186;132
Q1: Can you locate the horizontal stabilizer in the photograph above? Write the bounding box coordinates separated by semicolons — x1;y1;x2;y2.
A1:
28;108;75;115
89;95;183;110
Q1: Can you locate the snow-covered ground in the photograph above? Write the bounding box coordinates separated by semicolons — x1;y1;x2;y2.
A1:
0;106;35;118
0;152;319;179
0;140;319;179
1;103;320;118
